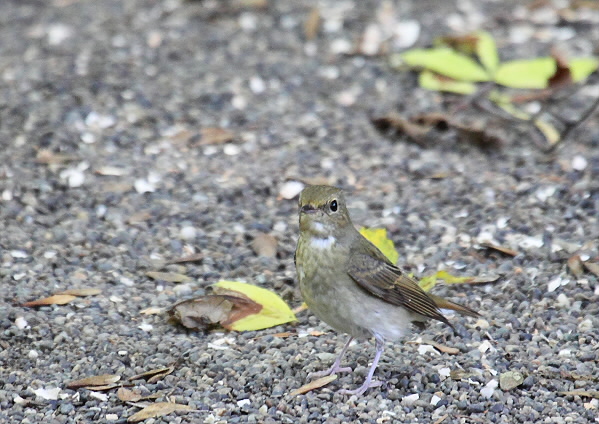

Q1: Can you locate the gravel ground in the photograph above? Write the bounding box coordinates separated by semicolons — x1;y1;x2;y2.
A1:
1;0;599;423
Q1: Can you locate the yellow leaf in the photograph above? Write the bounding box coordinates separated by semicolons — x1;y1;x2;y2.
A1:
213;281;296;331
418;70;478;94
434;270;471;284
359;228;399;264
494;57;556;89
475;31;499;74
570;57;599;82
418;274;437;292
401;48;491;82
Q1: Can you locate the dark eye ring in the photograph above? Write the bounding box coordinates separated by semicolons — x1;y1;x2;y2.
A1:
330;200;338;212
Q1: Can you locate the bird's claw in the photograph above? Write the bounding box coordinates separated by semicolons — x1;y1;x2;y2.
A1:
338;379;383;396
310;365;353;379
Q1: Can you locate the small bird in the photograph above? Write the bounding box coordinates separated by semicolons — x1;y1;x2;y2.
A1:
295;185;479;395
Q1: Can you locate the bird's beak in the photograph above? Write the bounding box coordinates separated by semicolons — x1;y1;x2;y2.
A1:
300;204;318;214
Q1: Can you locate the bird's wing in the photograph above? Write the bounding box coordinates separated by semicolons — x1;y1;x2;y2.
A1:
347;251;451;326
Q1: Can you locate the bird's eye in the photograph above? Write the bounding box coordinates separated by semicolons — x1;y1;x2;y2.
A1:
329;199;338;212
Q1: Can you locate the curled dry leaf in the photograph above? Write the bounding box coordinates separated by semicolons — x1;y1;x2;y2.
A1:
117;387;143;402
290;375;337;396
127;402;194;423
168;293;261;332
480;242;519;257
146;271;191;283
251;232;278;258
22;294;77;307
129;366;175;383
198;127;234;145
56;288;102;296
66;374;121;390
420;340;460;355
567;255;584;278
167;253;204;264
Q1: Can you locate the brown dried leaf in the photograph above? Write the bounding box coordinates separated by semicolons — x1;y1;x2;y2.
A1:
583;261;599;277
421;340;460;355
66;374;121;389
292;303;308;314
168;293;261;332
568;255;584;278
198;127;234;145
127;402;194;423
371;112;430;145
146;271;191;283
559;390;599;399
56;288;101;297
251;232;278;258
117;387;143;402
167;253;204;264
140;307;164;315
36;149;77;164
452;120;504;148
290;375;337;396
127;211;152;224
129;366;174;383
480;242;519;257
304;7;320;41
22;294;77;307
83;383;121;391
548;48;572;89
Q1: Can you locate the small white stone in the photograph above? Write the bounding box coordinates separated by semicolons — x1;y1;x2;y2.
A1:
249;76;265;94
232;95;247;109
478;340;493;353
2;189;12;201
85;111;116;129
279;181;304;199
239;13;257;31
401;393;419;406
223;144;241;156
89;391;108;402
118;350;128;356
556;293;570;308
12;273;26;281
558;349;571;356
28;350;39;359
80;132;96;144
273;221;287;232
11;250;28;258
430;394;442;406
480;379;498;398
106;414;119;421
47;24;72;45
237;399;251;407
15;317;29;329
330;38;352;54
578;318;593;332
572;155;588;171
418;344;439;356
134;178;155;193
138;322;153;332
119;276;135;287
180;226;197;240
34;387;61;400
535;186;556;202
394;20;420;48
438;367;451;379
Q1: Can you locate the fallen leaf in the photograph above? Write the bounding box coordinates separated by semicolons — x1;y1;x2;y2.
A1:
66;374;121;389
146;271;191;283
168;295;255;331
36;149;77;164
400;47;491;82
359;228;399;264
293;303;308;314
140;307;164;315
494;57;556;89
252;233;277;258
213;281;297;331
22;294;77;307
56;288;102;296
166;253;204;264
371;112;430;144
559;390;599;399
480;242;519;257
127;402;194;423
422;340;459;355
117;387;143;402
304;7;320;41
95;166;127;176
452;119;504;148
567;255;584;278
418;70;477;94
583;262;599;277
290;375;337;396
83;384;121;391
127;211;152;224
129;366;175;382
198;127;234;145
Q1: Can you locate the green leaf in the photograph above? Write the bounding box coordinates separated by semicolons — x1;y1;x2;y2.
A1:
494;57;556;89
401;48;491;82
418;274;437;292
213;281;296;331
419;70;478;94
475;31;499;74
359;228;399;264
534;119;560;146
418;270;471;292
569;57;599;82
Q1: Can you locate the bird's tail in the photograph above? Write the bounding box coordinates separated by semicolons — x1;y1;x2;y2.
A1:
429;294;480;318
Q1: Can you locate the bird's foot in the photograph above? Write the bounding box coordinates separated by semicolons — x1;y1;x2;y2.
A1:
310;365;353;379
338;379;382;396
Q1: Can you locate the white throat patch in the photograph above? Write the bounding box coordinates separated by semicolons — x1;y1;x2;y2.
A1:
310;236;336;249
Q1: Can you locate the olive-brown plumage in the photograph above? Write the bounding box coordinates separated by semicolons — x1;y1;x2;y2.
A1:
295;185;479;395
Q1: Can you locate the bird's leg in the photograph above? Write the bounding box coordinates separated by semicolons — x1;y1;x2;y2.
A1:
310;336;354;378
339;336;384;395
